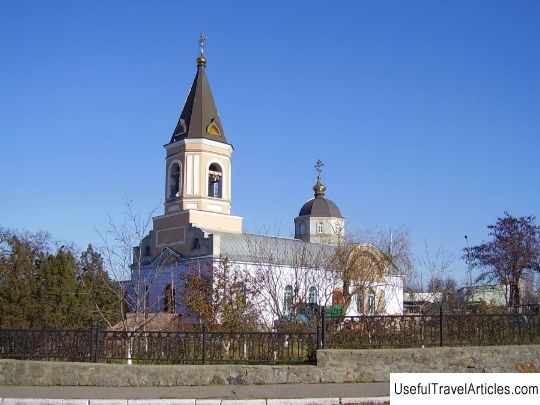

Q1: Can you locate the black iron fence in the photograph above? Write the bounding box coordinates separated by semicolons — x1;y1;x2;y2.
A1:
1;310;539;364
0;326;316;364
321;308;540;349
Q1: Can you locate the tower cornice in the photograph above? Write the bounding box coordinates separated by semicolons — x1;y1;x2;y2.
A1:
164;137;234;152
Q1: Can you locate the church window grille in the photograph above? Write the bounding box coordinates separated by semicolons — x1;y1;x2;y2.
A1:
163;283;176;313
168;163;181;199
356;290;364;313
208;163;223;198
367;288;376;314
235;282;247;305
284;285;293;317
308;286;318;305
317;222;324;234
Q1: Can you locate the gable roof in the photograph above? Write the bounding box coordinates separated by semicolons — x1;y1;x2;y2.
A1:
214;232;336;268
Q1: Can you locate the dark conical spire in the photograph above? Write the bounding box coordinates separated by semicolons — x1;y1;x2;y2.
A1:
170;35;227;144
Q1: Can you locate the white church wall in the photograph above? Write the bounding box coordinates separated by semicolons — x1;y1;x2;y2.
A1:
128;255;403;327
228;259;404;325
342;275;404;317
227;260;339;327
383;274;404;315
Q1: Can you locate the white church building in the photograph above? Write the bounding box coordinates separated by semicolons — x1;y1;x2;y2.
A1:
126;39;403;327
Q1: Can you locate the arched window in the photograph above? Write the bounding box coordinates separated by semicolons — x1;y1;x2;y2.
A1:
284;285;293;317
367;288;376;314
208;163;223;198
308;286;318;305
163;283;176;313
317;222;324;234
300;223;306;235
168;162;181;199
356;290;364;313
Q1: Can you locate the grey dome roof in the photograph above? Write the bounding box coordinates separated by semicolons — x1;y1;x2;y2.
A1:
298;195;343;218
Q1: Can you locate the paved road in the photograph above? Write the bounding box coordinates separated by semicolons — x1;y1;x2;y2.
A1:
0;383;389;400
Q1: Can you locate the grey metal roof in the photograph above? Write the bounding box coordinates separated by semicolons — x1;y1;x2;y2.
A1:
214;232;336;268
298;195;343;218
170;61;228;144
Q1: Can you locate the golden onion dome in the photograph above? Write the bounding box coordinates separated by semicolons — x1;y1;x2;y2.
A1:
197;55;207;66
313;176;326;196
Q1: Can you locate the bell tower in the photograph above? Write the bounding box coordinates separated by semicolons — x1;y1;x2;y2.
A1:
152;34;243;254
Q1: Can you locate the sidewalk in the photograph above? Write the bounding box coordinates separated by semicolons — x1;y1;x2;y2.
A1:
0;383;390;404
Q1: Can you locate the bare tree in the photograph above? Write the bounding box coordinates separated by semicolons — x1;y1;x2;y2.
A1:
243;236;339;328
94;197;174;362
420;241;456;301
180;256;261;331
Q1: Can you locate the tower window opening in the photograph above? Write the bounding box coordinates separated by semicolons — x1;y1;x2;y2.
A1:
208;163;223;198
317;222;324;234
169;163;181;199
300;223;305;235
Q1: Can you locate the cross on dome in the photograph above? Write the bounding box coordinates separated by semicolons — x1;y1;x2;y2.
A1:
313;159;326;197
198;32;207;55
314;159;324;176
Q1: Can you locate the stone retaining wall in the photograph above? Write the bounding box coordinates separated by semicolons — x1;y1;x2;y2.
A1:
317;345;540;382
1;345;538;386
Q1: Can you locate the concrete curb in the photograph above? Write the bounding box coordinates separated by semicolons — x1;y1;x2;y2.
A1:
0;397;391;405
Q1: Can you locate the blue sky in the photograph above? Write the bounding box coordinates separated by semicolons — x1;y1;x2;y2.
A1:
1;0;539;286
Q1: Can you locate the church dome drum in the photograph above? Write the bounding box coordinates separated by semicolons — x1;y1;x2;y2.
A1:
294;165;346;245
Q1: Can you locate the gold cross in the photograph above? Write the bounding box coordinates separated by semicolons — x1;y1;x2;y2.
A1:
314;159;324;176
198;33;207;55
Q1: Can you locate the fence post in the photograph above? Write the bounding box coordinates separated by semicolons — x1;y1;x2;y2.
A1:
321;311;326;349
439;306;444;347
202;324;207;364
94;324;101;363
89;324;97;363
317;311;322;350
